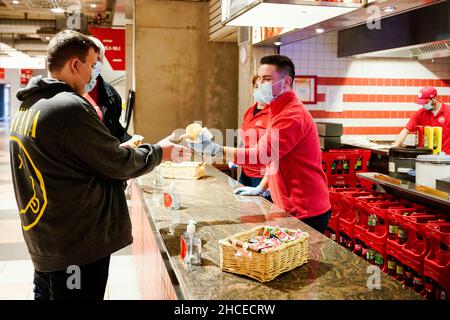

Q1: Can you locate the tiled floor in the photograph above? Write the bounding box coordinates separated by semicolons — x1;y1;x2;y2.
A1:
0;120;141;300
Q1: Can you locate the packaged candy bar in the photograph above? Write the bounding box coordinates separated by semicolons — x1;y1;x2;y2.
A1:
293;230;305;240
262;226;273;237
273;228;293;243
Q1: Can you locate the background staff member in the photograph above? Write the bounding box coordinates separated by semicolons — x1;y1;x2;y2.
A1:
188;55;331;234
394;86;450;153
83;36;132;144
10;30;189;300
237;75;269;188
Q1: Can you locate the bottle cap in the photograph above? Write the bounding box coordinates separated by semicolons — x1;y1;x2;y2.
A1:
187;220;196;234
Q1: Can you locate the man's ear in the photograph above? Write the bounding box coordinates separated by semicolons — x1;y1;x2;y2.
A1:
68;58;79;75
286;76;293;88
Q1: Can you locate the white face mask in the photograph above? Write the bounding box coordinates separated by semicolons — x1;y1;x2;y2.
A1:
253;89;265;105
255;77;285;105
423;101;433;111
76;61;97;93
92;61;102;79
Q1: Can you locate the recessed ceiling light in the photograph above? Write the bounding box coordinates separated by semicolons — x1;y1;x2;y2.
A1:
90;4;97;8
50;7;65;13
315;28;325;34
383;6;396;13
45;36;51;41
274;41;282;46
12;0;20;4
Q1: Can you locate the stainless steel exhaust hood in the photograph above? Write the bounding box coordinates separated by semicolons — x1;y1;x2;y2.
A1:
354;40;450;60
339;1;450;60
221;0;362;29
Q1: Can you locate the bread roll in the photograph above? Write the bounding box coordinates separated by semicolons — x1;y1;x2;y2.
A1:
186;123;203;140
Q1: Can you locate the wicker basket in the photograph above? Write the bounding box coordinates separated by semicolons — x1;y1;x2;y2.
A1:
219;226;309;282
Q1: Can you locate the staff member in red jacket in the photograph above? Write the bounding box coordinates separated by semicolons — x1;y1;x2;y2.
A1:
188;55;331;234
236;75;270;188
393;87;450;153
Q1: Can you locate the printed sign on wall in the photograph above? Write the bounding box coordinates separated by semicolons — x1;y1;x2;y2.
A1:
20;69;33;85
89;27;126;71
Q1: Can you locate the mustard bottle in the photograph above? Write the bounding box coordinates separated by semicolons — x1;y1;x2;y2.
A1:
423;126;434;151
433;126;443;154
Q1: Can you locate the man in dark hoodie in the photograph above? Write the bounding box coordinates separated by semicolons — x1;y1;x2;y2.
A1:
9;30;190;300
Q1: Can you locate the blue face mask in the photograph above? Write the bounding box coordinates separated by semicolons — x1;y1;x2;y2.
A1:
76;61;98;94
255;77;285;105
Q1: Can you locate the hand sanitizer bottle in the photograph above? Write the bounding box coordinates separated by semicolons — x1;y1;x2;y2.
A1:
180;220;202;268
164;182;181;210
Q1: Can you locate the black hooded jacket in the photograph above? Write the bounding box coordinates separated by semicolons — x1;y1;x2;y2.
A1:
9;76;162;272
94;75;131;143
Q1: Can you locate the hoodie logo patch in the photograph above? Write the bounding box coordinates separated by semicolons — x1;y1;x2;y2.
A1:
10;107;41;138
9;136;47;231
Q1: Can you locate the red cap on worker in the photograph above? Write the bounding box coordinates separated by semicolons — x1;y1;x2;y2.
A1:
416;87;437;105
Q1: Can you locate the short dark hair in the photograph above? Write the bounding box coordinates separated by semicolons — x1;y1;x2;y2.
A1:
260;55;295;85
47;30;99;72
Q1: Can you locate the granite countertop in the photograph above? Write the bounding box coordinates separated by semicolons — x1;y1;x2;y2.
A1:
133;165;422;300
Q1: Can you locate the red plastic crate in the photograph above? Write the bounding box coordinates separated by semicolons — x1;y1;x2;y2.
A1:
329;149;371;172
365;202;412;244
424;222;450;300
401;215;446;274
386;207;432;264
329;188;362;233
339;191;373;225
354;200;402;245
322;149;371;187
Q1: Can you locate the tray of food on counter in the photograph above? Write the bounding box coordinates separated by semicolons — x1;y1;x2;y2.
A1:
159;161;206;180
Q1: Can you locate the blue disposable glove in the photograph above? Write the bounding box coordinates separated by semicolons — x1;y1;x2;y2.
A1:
233;185;264;196
185;131;222;156
228;161;238;170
